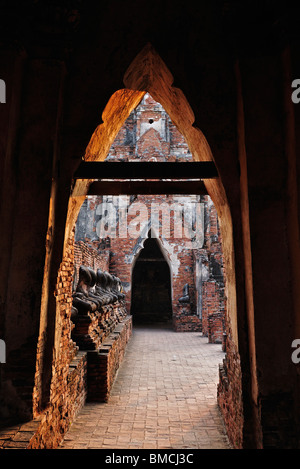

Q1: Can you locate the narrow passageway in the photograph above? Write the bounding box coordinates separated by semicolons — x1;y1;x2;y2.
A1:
59;325;231;449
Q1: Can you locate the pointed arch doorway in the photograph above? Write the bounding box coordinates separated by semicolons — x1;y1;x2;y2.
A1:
56;42;254;449
131;230;172;325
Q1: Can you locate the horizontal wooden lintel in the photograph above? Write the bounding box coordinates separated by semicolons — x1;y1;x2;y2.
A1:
74;161;218;180
87;180;208;195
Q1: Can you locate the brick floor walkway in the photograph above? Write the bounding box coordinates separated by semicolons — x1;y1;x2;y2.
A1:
59;325;231;449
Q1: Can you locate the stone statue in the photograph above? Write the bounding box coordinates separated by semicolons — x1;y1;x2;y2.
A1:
71;305;79;321
72;265;126;312
103;272;119;303
72;265;99;314
95;269;113;305
179;283;190;303
111;274;125;301
86;266;105;308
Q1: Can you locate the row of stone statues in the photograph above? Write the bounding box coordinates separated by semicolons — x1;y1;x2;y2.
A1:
72;265;125;315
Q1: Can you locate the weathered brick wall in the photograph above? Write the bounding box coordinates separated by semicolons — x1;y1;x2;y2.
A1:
29;227;88;448
33;227;79;414
28;351;88;449
87;316;132;402
200;198;226;343
217;323;244;449
202;280;225;343
173;306;202;332
202;281;216;335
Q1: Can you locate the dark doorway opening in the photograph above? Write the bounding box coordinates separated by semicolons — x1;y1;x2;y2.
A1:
131;232;172;325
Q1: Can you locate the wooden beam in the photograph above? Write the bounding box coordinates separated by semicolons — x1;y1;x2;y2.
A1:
74;161;218;180
87;180;208;195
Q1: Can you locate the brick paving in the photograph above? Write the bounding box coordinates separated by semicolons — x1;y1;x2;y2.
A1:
59;325;231;449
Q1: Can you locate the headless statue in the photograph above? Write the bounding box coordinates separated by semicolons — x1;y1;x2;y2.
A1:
111;274;125;301
72;266;99;314
95;269;113;305
103;272;119;303
179;283;190;304
86;266;105;308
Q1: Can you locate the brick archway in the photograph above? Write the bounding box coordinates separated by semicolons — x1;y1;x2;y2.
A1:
36;42;252;448
63;43;245;445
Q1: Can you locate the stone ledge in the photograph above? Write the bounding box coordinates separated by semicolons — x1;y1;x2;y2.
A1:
87;315;132;402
